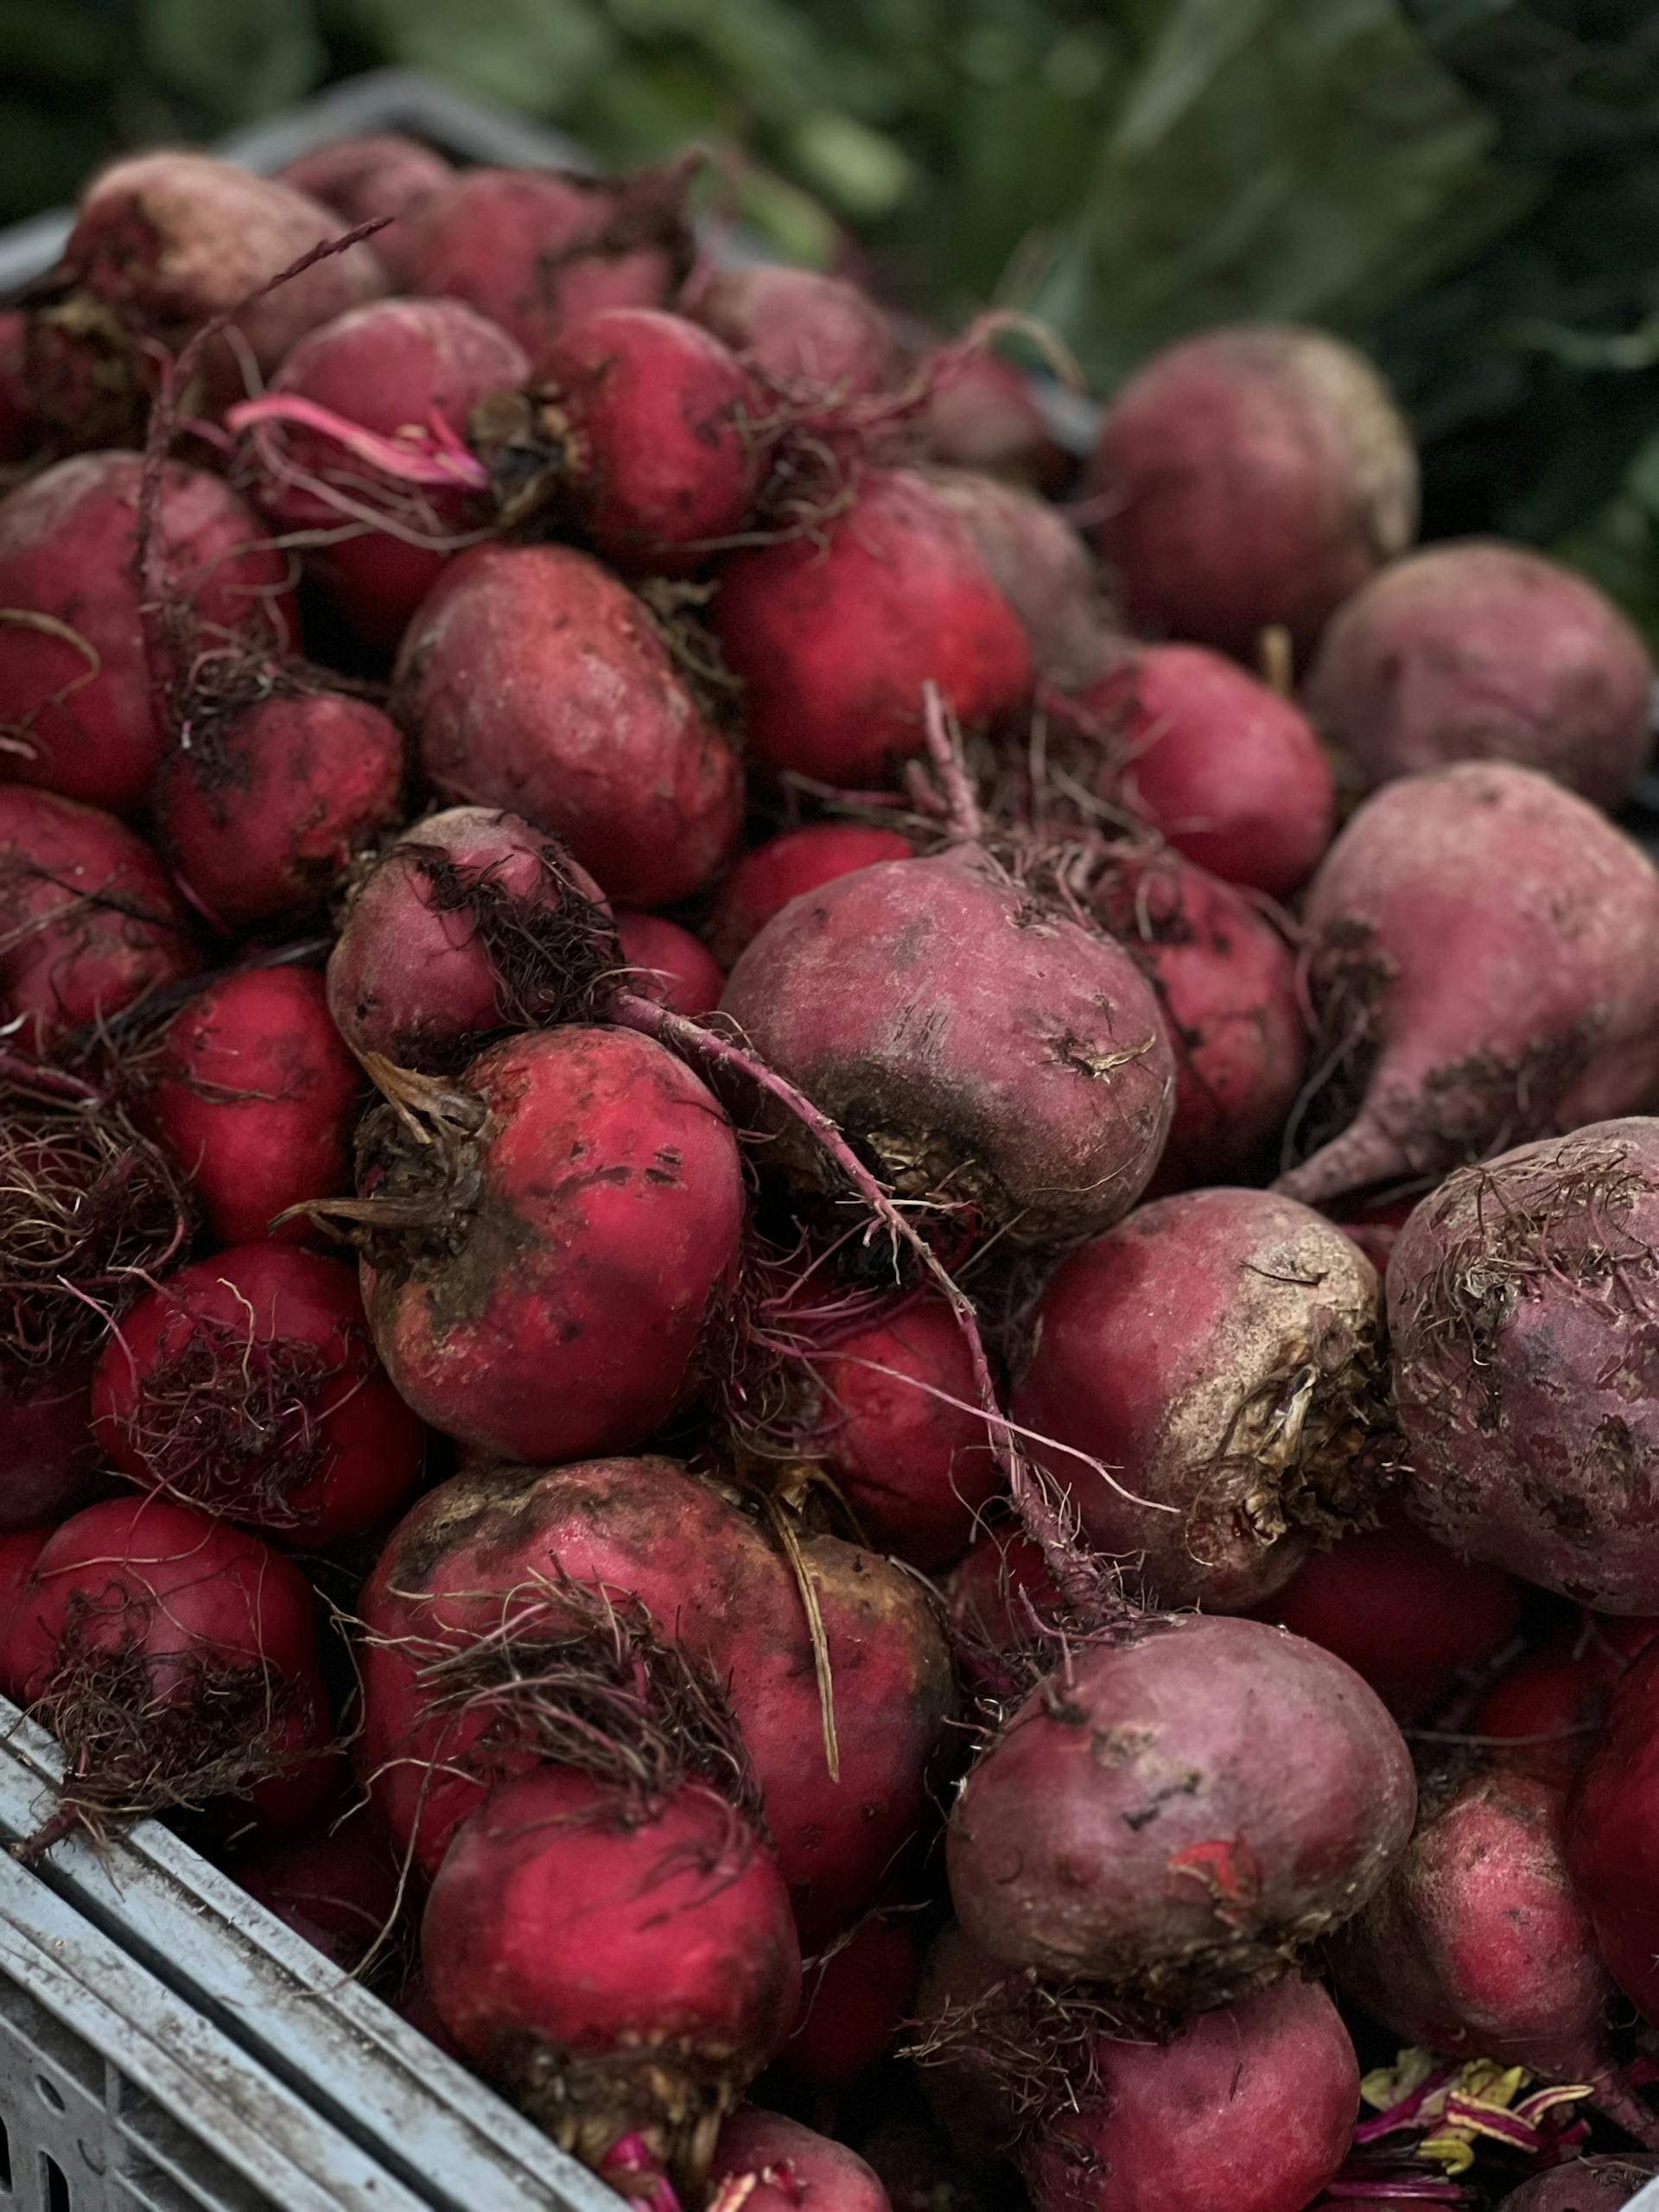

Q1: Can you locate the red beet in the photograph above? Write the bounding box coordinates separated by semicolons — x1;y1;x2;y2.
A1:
0;787;197;1055
1500;2163;1659;2210
520;307;769;570
615;909;724;1017
1276;768;1659;1207
353;1027;745;1463
0;1366;98;1535
91;1242;425;1543
708;823;914;969
155;688;404;931
1568;1639;1659;2024
232;1818;398;1972
947;1612;1416;2003
710;2109;892;2212
146;968;362;1247
1247;1516;1523;1722
783;1915;919;2088
1074;643;1337;899
0;1528;52;1696
920;350;1068;493
0;308;35;461
1331;1770;1624;2088
359;1457;954;1941
1013;1188;1384;1610
404;164;695;357
922;467;1107;689
1388;1120;1659;1610
712;470;1033;787
277;136;454;287
1305;541;1654;810
9;1493;332;1839
1022;1977;1358;2212
1089;325;1417;658
230;296;528;649
396;540;742;905
0;451;294;813
422;1766;801;2185
1088;847;1306;1187
689;266;903;412
784;1294;997;1570
720;847;1174;1247
945;1529;1061;1663
1474;1618;1659;1792
325;804;613;1072
29;154;385;436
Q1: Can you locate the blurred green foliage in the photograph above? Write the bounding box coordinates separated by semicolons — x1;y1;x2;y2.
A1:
9;0;1659;630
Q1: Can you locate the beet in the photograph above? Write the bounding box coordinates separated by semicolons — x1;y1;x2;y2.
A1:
1073;643;1337;899
711;469;1033;787
325;804;614;1073
0;1528;52;1696
688;266;903;412
359;1457;954;1942
351;1028;745;1464
1277;767;1659;1208
0;450;294;814
920;350;1068;493
1088;847;1306;1188
720;847;1174;1248
0;787;197;1055
0;1365;99;1533
708;823;914;969
709;2109;892;2212
404;163;696;357
1247;1516;1523;1722
395;540;742;906
1388;1120;1659;1610
783;1914;919;2087
922;467;1107;690
1305;541;1654;810
1014;1188;1384;1610
154;687;404;931
1088;325;1417;658
29;154;385;438
0;308;36;461
946;1612;1416;2005
1473;1618;1659;1791
1500;2162;1659;2210
277;136;454;287
422;1767;800;2188
9;1494;333;1841
232;1817;398;1973
615;910;724;1017
146;967;362;1247
1567;1638;1659;2025
229;296;529;649
91;1242;425;1543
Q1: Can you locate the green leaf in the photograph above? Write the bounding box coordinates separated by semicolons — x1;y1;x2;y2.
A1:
350;0;615;116
138;0;323;126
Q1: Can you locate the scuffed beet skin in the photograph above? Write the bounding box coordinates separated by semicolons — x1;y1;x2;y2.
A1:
946;1612;1416;2006
1389;1118;1659;1611
395;541;741;906
1498;2157;1659;2209
359;1027;745;1464
709;2109;893;2212
1013;1189;1385;1610
720;848;1174;1248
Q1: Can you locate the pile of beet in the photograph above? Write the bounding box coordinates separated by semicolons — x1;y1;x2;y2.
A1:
3;124;1659;2212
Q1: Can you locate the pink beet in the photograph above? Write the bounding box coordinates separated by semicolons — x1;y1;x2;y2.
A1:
1305;540;1654;810
922;467;1107;689
947;1613;1416;2004
720;846;1174;1247
1088;846;1306;1187
0;787;197;1056
615;910;723;1017
277;136;454;287
712;470;1033;787
688;265;903;412
1073;643;1337;899
710;2109;892;2212
230;296;528;649
1276;767;1659;1208
404;163;695;357
422;1766;800;2189
1388;1121;1659;1610
708;823;914;969
154;687;404;930
1089;325;1417;658
920;349;1068;492
396;541;742;906
91;1242;425;1544
0;451;294;814
1013;1188;1385;1610
145;967;362;1247
325;804;613;1072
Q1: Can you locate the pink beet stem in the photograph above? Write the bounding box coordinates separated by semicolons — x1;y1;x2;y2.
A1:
225;393;492;492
